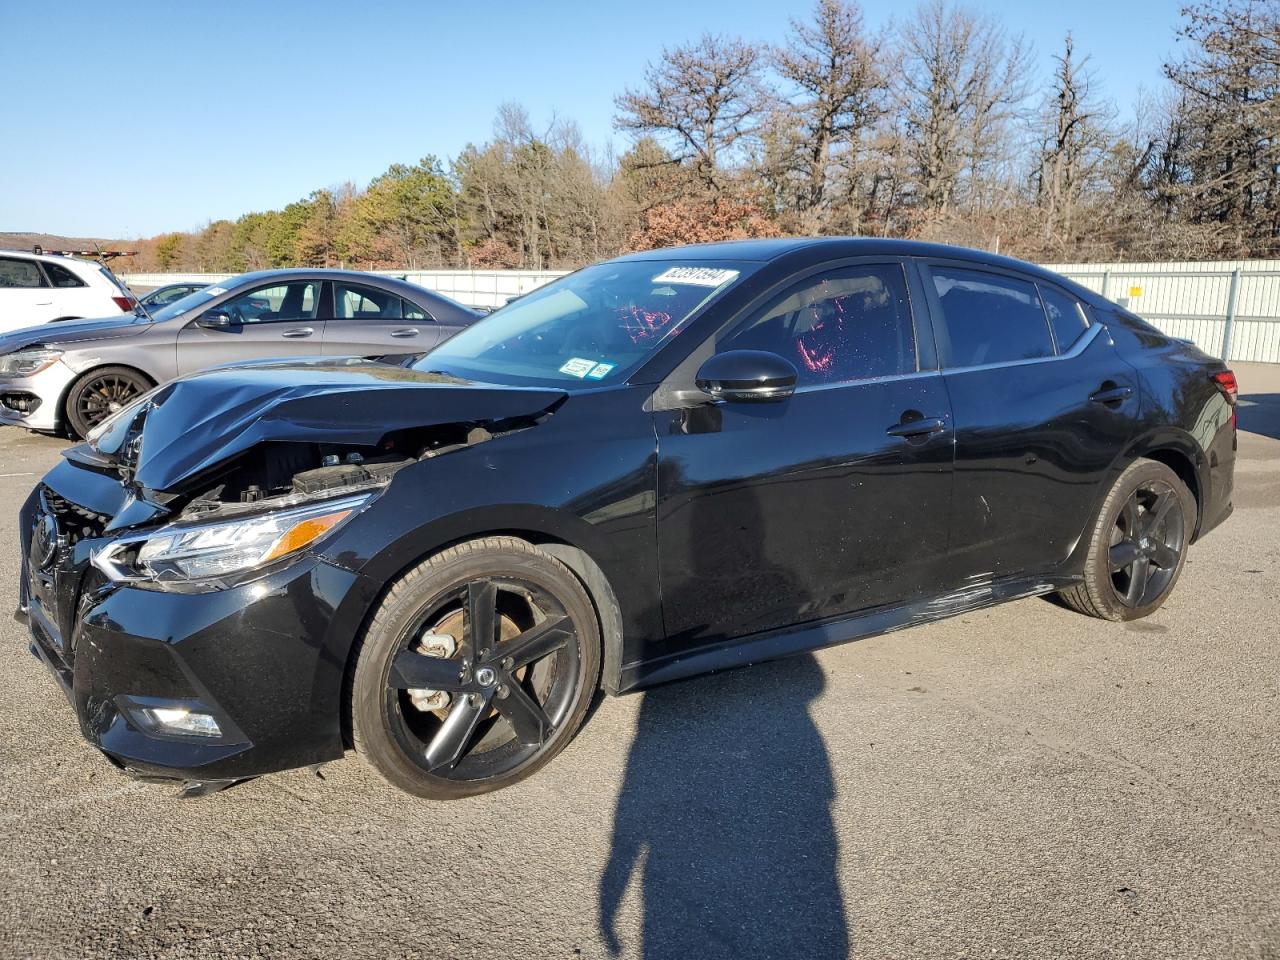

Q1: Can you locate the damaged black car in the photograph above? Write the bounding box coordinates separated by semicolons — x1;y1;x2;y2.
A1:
17;239;1237;799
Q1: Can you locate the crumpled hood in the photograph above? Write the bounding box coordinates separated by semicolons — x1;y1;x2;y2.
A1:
75;357;566;496
0;314;150;353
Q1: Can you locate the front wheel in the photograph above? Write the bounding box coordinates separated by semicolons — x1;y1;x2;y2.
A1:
64;365;153;438
1059;458;1196;621
350;537;601;799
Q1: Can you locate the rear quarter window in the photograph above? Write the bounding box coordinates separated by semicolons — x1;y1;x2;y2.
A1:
43;261;87;288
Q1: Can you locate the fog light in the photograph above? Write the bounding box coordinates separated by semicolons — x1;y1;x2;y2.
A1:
118;696;225;739
145;706;222;738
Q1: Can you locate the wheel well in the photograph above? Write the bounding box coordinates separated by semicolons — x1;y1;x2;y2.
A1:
337;529;627;750
1143;447;1202;532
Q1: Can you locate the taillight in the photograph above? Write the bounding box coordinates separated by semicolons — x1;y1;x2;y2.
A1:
111;295;136;312
1213;369;1238;430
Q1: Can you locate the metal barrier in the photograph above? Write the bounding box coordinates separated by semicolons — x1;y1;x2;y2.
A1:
1046;261;1280;363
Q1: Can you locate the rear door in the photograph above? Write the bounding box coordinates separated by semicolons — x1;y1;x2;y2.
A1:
0;256;56;329
176;279;327;374
321;281;442;357
921;261;1140;581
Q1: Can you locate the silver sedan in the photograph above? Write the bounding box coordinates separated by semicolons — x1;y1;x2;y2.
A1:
0;269;480;437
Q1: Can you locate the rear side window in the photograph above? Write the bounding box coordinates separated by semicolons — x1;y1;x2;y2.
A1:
43;262;86;288
1039;284;1090;352
719;263;917;386
931;267;1053;367
335;283;402;320
402;299;430;321
0;257;48;288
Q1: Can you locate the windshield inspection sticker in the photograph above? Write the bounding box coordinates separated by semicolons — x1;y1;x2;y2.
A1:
651;267;740;288
205;286;227;296
559;357;597;378
586;362;615;379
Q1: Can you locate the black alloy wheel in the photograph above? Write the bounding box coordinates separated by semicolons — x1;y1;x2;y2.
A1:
351;537;600;798
1106;479;1186;608
66;365;152;439
1059;458;1196;621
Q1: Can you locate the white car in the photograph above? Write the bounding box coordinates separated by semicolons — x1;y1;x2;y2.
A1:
0;250;138;333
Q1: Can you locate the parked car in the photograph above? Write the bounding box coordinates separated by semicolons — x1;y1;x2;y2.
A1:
0;268;481;437
0;250;138;332
17;239;1236;799
137;282;209;310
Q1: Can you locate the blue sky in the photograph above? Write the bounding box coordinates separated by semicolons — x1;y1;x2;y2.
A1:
0;0;1182;238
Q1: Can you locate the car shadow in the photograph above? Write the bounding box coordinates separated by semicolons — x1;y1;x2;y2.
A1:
1238;391;1280;441
599;481;848;958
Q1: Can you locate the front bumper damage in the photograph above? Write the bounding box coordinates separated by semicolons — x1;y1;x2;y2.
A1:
18;466;379;788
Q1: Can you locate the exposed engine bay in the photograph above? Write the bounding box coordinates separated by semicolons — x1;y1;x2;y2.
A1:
177;419;539;521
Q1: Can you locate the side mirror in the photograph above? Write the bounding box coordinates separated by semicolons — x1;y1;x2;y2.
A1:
196;309;235;330
695;350;798;403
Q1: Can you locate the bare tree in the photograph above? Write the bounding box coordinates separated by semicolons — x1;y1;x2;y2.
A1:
615;34;766;192
770;0;887;231
1032;34;1114;251
1161;0;1280;255
896;0;1031;216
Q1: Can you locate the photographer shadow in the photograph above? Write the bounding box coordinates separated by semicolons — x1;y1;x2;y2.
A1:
600;482;848;958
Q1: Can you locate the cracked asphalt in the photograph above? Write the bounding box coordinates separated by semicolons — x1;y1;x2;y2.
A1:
1;364;1277;960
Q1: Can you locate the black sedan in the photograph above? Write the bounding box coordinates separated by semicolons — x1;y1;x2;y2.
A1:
17;239;1236;799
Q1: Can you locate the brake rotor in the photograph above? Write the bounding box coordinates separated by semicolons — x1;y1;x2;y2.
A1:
409;606;527;721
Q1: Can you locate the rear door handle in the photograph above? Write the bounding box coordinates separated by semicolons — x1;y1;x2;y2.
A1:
886;417;948;438
390;327;420;338
1089;385;1133;406
281;327;314;339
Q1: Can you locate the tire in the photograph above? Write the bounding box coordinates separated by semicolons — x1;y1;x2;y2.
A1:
65;365;153;439
350;536;602;799
1058;458;1197;621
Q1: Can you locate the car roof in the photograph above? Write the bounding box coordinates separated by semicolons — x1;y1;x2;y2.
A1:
610;237;1103;305
0;248;100;267
219;269;479;314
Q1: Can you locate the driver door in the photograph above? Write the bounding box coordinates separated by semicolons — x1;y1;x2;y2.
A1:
652;260;955;652
176;279;327;375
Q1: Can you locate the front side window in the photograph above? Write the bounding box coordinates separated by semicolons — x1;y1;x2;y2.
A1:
0;258;47;289
719;264;916;385
220;281;319;324
420;259;756;387
335;283;402;320
931;267;1054;367
44;262;86;288
1039;284;1091;352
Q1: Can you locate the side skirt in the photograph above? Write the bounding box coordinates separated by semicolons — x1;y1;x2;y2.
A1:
618;573;1077;692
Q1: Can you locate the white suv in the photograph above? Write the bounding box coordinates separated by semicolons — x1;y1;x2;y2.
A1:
0;250;137;333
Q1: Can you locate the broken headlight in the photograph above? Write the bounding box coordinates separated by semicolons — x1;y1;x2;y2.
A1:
92;493;372;585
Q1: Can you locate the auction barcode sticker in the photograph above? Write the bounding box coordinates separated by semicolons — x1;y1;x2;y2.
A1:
652;267;740;288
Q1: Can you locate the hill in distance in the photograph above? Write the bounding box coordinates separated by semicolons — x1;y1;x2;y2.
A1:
0;232;136;254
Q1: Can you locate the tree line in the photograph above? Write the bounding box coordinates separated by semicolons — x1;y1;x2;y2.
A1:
127;0;1280;274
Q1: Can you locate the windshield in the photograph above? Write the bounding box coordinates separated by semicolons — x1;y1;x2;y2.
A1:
416;259;756;387
148;283;226;322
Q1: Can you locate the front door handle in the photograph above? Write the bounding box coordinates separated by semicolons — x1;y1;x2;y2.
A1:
1089;384;1133;406
281;327;314;339
886;417;948;438
390;327;420;338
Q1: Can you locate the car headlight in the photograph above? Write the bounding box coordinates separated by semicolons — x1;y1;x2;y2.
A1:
0;346;63;377
92;493;372;586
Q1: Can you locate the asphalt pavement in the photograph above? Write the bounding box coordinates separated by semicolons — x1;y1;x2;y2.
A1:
0;364;1277;959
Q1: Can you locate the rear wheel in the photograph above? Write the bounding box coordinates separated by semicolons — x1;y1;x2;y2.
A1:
65;365;152;438
1059;458;1196;621
350;537;601;799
